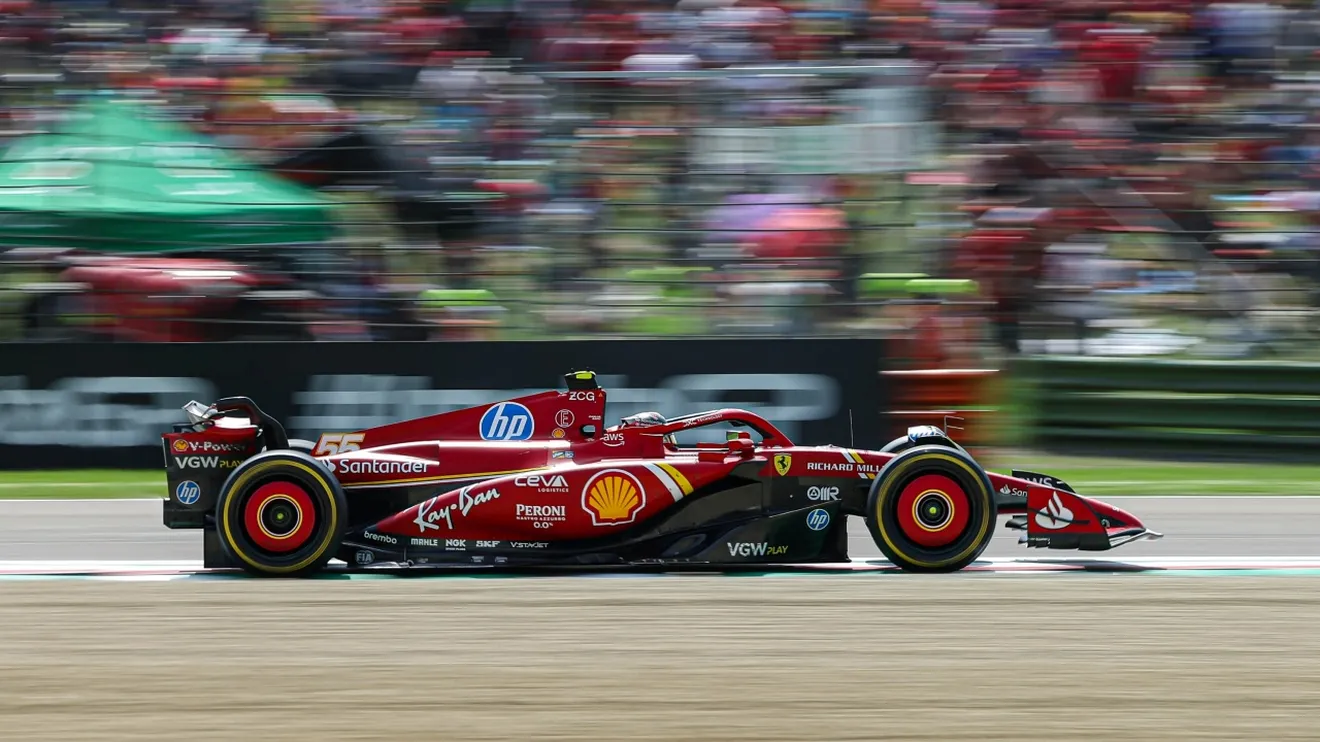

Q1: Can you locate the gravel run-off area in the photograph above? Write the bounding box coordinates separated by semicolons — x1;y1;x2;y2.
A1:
1;576;1318;741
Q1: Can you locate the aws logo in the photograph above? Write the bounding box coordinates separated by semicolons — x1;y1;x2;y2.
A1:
582;470;645;527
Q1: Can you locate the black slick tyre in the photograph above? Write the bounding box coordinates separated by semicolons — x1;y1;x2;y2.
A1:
214;450;347;577
864;445;996;573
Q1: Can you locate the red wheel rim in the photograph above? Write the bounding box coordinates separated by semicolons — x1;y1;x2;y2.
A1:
243;481;317;553
895;473;971;548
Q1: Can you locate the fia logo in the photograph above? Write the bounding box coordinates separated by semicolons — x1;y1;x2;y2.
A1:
479;402;534;441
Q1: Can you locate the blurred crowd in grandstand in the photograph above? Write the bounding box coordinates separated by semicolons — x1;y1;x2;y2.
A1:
1;0;1320;363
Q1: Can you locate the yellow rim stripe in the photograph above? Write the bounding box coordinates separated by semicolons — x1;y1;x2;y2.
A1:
910;489;955;533
255;494;304;541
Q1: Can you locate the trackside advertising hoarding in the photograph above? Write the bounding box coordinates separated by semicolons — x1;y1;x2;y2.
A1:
0;339;887;469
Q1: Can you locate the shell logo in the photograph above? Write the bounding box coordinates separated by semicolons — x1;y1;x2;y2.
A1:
582;470;646;526
172;439;189;453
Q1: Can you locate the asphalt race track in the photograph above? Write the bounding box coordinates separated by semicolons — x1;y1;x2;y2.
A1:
0;495;1315;562
5;576;1320;742
3;497;1320;741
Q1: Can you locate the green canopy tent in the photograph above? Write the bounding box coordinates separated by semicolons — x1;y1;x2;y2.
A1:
0;98;335;252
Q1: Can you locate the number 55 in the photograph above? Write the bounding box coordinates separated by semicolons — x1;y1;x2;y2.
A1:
314;432;364;456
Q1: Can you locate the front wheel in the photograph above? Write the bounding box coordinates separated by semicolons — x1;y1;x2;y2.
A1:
865;445;996;572
214;450;347;577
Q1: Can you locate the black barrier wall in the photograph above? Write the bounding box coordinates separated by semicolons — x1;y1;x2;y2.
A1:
0;339;887;469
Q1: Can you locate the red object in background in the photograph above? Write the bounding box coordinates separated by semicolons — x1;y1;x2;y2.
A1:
955;228;1031;301
31;255;342;342
748;207;845;261
1078;31;1153;102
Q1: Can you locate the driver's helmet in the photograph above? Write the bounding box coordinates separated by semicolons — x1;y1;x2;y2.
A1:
619;411;676;446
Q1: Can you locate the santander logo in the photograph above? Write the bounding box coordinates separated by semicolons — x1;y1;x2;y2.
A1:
1034;493;1074;530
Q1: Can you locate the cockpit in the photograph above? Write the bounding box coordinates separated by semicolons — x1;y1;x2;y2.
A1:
618;411;678;447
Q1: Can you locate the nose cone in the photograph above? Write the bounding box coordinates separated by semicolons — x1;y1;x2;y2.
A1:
1026;487;1163;550
1083;494;1164;546
1085;496;1142;530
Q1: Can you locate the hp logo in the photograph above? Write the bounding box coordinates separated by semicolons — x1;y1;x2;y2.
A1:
806;508;830;532
479;402;534;441
175;480;202;505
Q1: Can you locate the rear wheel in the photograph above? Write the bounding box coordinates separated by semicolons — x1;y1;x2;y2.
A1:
865;445;996;572
214;451;346;577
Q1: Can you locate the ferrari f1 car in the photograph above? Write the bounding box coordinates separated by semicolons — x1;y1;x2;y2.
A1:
161;370;1162;577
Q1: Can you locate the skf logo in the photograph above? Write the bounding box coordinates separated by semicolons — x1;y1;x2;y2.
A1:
171;439;189;453
582;470;645;526
774;454;792;477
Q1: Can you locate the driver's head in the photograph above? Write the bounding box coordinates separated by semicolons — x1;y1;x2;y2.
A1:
619;411;676;446
621;411;666;428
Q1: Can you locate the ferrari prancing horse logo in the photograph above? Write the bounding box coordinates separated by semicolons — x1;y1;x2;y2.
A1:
774;454;792;477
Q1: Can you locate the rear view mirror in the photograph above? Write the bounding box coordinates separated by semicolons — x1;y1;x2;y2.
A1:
727;438;753;456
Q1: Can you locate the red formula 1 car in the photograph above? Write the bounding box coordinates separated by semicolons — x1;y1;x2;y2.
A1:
161;371;1163;577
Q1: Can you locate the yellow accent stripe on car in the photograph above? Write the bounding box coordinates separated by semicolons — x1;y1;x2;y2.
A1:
655;462;694;497
842;449;869;479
